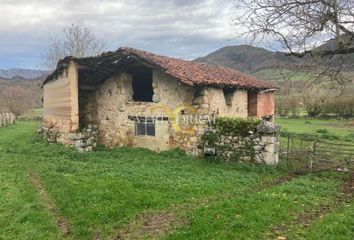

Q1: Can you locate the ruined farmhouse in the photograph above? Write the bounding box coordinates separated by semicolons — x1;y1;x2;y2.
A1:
41;47;277;155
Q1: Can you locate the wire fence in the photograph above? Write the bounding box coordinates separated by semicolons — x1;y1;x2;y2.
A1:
280;132;354;173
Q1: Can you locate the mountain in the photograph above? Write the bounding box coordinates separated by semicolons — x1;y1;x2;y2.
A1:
0;68;48;79
194;45;304;73
194;44;354;73
314;35;354;71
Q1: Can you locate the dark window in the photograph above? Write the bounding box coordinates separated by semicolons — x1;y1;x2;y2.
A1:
223;88;234;106
135;119;155;136
131;67;154;102
248;91;258;116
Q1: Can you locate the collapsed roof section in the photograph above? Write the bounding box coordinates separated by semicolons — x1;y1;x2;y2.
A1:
43;47;277;91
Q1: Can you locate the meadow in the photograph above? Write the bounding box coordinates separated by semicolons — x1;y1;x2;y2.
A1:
0;121;353;239
277;117;354;141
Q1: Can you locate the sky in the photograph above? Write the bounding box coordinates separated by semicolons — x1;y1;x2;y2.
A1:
0;0;253;69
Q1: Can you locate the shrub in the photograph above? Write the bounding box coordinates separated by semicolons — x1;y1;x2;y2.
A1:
322;96;354;118
201;131;219;147
276;96;300;117
213;117;261;136
316;129;328;134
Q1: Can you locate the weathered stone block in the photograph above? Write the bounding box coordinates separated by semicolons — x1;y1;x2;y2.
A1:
118;104;126;112
241;156;252;162
262;152;278;165
257;120;281;134
253;145;262;151
85;146;93;152
254;154;263;163
261;135;277;144
86;137;95;145
252;137;260;143
264;144;276;153
152;94;161;102
75;139;85;148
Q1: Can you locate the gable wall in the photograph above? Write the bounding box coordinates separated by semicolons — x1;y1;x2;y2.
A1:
42;61;79;133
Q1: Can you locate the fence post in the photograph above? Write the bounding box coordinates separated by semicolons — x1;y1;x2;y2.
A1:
286;133;290;169
310;140;317;172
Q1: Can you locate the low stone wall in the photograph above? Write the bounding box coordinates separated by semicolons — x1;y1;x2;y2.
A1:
38;124;98;152
0;113;16;127
203;121;281;165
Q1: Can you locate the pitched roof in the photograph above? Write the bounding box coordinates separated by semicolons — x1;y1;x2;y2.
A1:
44;47;276;90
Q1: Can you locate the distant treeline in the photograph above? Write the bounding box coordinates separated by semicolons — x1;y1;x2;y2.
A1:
0;80;42;116
277;95;354;118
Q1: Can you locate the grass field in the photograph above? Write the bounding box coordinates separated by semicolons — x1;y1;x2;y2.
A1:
0;121;353;239
277;117;354;141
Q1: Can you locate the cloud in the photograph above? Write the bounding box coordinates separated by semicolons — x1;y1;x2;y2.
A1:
0;0;243;69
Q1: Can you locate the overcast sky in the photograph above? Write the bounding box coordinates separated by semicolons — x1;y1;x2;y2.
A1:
0;0;257;69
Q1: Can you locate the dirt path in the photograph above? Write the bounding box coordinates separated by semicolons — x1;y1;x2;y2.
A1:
112;212;188;240
28;169;71;236
269;172;354;239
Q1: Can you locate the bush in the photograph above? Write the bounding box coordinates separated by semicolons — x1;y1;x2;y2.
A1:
202;117;261;147
316;129;328;134
302;86;328;117
276;97;300;117
322;96;354;118
303;99;324;117
301;85;354;118
214;117;261;136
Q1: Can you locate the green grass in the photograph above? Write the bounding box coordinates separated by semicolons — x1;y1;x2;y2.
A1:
299;203;354;239
277;117;354;141
166;173;345;239
18;108;43;120
0;121;353;239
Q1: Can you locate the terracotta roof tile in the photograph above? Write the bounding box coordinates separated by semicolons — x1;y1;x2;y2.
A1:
45;47;276;90
119;47;275;90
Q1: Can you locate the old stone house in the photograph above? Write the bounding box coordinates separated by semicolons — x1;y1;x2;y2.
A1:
41;47;277;155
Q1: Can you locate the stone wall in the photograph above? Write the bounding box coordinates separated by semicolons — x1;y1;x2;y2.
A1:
0;113;16;127
42;60;79;133
201;88;248;118
38;124;98;152
91;69;199;153
203;121;281;165
77;69;253;154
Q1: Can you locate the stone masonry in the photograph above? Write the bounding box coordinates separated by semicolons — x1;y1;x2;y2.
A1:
38;124;98;152
42;47;277;155
204;121;281;165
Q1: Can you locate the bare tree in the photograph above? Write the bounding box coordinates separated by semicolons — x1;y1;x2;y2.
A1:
233;0;354;104
43;19;105;70
233;0;354;57
0;85;36;116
